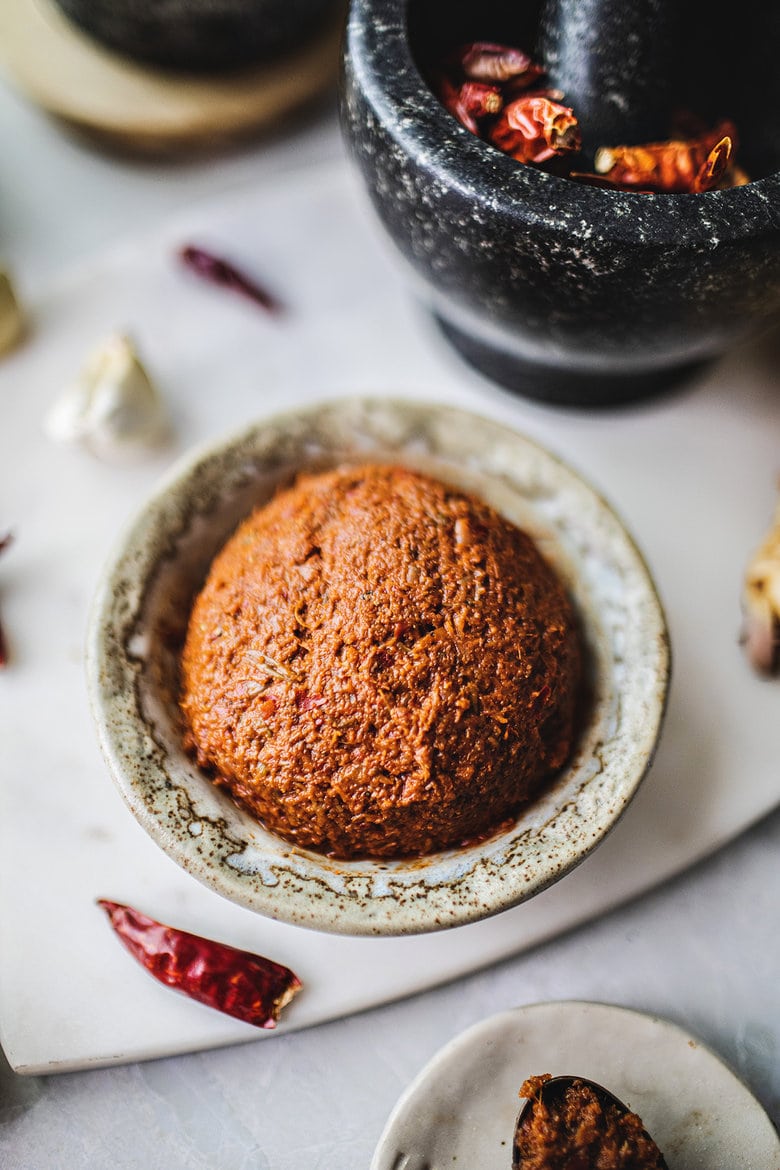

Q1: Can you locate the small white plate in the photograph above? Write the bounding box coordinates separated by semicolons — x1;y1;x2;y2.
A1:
372;1000;780;1170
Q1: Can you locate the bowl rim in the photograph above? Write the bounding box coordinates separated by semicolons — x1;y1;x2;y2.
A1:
85;395;671;937
342;0;780;247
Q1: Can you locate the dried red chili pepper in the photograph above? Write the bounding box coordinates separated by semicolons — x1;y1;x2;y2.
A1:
435;74;477;133
593;120;739;193
98;900;302;1028
0;532;13;669
459;80;504;120
434;41;546;137
458;41;545;88
432;40;581;165
178;245;283;314
490;95;581;164
435;74;502;134
570;139;735;193
692;135;732;192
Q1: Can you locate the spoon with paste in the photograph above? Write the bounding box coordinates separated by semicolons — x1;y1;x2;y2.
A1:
513;1073;669;1170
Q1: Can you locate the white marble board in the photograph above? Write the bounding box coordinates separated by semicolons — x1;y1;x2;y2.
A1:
1;160;778;1075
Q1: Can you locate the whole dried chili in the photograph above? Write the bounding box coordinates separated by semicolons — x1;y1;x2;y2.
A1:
458;41;544;88
0;532;13;668
178;245;283;314
459;80;504;121
436;73;503;134
490;94;581;164
98;900;302;1028
434;40;554;145
593;120;740;193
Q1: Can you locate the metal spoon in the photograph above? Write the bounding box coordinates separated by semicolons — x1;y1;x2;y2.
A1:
512;1075;669;1169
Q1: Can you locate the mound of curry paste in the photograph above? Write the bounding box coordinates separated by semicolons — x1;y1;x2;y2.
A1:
180;464;583;859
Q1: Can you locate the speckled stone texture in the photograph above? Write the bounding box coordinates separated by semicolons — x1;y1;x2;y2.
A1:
538;0;677;154
53;0;342;71
339;0;780;406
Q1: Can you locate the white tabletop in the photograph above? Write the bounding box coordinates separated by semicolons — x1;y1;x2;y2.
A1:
1;70;779;1170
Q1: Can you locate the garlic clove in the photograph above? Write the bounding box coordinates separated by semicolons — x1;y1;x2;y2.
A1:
44;333;169;462
0;269;26;356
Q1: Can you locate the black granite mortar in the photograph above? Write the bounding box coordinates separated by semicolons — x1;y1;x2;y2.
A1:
53;0;343;73
340;0;780;407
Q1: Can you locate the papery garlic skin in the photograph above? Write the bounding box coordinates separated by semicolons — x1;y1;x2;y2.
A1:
0;269;25;356
742;499;780;675
44;333;168;462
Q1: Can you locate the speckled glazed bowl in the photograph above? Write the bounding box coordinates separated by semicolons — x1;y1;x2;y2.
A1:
53;0;344;72
86;398;670;936
339;0;780;406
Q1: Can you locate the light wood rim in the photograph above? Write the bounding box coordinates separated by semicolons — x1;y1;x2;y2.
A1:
0;0;343;152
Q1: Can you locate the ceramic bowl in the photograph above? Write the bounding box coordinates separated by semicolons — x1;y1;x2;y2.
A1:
339;0;780;407
52;0;344;73
86;397;669;936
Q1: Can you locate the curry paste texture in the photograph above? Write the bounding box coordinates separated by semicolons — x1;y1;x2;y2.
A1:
180;464;582;859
